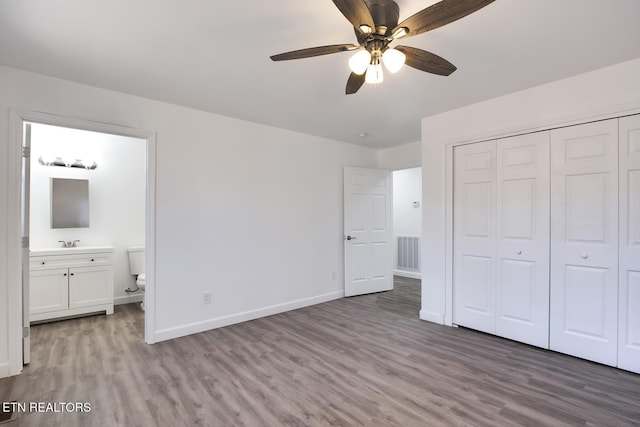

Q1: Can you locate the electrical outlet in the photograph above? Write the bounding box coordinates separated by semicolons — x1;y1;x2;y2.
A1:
331;270;337;281
203;292;212;305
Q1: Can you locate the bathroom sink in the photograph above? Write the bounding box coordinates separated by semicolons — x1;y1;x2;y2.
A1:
30;246;114;256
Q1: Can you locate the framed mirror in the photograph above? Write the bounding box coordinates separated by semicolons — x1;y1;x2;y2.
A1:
51;178;90;228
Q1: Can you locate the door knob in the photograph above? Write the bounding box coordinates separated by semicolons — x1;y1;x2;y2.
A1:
581;253;589;259
516;250;522;255
344;235;357;241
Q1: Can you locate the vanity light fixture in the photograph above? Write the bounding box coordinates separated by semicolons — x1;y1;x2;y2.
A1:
38;156;98;170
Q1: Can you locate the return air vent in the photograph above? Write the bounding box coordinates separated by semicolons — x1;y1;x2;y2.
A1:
397;236;420;270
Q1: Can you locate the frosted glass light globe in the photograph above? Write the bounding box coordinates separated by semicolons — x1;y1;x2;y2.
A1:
349;50;372;75
382;48;406;74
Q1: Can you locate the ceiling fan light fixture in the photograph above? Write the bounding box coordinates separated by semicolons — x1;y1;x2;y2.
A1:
270;0;495;95
382;48;406;73
365;63;384;84
349;50;372;75
391;27;408;39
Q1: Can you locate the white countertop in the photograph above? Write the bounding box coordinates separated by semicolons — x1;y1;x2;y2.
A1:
30;246;114;256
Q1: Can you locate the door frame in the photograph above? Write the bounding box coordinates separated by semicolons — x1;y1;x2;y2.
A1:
391;166;423;281
7;110;158;376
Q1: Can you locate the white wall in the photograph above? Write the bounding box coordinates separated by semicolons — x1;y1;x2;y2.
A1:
393;167;422;278
420;57;640;325
29;123;146;303
0;65;378;377
378;141;421;170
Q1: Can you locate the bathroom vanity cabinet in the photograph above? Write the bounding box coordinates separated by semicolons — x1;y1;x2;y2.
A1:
29;247;114;322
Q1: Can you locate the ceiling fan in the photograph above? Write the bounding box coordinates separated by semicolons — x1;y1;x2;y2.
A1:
270;0;495;94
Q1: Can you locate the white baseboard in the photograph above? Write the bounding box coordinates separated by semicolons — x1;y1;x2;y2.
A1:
0;362;10;379
154;290;344;343
420;310;445;325
393;270;422;279
114;293;144;306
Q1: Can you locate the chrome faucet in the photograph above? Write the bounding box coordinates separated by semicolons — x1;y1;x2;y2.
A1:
58;240;80;248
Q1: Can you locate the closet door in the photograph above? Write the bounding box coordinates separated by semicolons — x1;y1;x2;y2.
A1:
496;133;550;348
550;119;619;366
618;114;640;373
453;141;496;333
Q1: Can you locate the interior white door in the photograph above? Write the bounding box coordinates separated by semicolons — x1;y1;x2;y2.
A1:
495;132;550;348
344;167;393;297
453;141;497;333
550;119;619;366
22;122;31;364
618;114;640;374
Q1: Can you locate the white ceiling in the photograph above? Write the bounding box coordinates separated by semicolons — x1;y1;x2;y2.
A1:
1;1;640;149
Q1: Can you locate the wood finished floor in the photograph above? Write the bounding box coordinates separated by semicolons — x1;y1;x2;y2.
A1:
1;277;639;426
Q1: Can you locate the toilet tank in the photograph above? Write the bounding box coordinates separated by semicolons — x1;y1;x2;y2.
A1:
127;246;145;275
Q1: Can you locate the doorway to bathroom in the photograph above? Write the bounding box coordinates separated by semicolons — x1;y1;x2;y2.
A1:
9;111;157;368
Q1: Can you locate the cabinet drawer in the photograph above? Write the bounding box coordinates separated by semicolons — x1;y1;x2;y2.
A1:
30;254;112;270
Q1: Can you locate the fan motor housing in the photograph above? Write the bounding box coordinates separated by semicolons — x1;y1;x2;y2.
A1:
367;0;400;32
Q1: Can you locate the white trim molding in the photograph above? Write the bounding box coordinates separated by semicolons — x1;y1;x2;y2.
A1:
393;270;422;280
115;294;144;306
7;109;24;376
155;291;344;342
420;310;444;325
0;362;9;378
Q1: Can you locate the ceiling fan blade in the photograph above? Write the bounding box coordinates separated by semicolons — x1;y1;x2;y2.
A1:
395;46;457;76
393;0;495;39
346;72;366;95
332;0;375;33
270;44;358;61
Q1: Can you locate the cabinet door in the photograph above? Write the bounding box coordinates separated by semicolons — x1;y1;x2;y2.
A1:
619;114;640;374
453;141;497;333
30;268;69;315
496;132;550;348
550;119;619;366
69;266;113;309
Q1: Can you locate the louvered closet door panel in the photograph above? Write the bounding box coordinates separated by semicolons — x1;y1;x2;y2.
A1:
496;132;550;348
453;141;497;333
618;114;640;374
550;119;619;366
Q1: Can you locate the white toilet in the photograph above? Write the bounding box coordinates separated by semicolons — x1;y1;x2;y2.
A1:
127;246;146;310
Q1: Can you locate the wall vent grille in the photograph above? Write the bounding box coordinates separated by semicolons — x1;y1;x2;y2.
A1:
397;236;420;271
